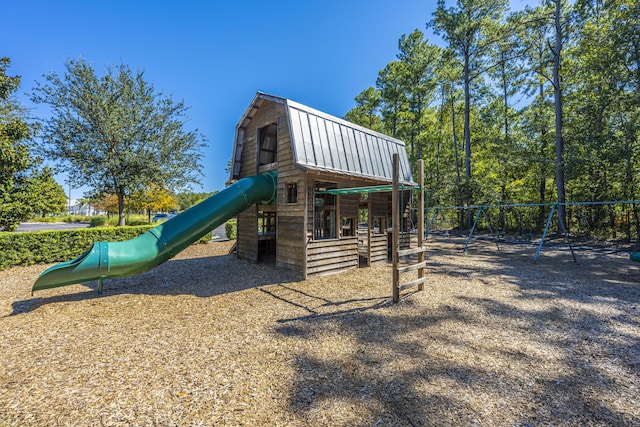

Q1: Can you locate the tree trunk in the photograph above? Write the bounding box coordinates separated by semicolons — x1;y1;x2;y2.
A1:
463;50;472;189
463;49;473;228
450;82;464;227
553;0;567;234
537;82;548;232
117;189;126;226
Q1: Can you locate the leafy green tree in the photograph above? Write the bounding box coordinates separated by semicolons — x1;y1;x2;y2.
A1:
31;58;207;226
433;49;464;210
396;30;440;163
549;0;571;232
176;191;218;211
0;57;42;230
128;184;177;221
515;5;556;229
376;61;407;138
431;0;508;211
27;167;67;217
475;14;531;215
343;87;382;131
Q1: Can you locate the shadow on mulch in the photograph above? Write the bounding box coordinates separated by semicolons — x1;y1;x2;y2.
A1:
9;252;299;317
266;236;640;425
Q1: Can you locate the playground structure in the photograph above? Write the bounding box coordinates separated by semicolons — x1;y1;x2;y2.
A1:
228;92;415;280
32;92;422;298
426;200;640;263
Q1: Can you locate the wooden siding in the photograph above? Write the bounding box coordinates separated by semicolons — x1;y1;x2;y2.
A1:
307;238;358;277
371;192;389;217
274;108;306;277
340;194;358;218
304;171;394;277
370;234;388;263
276;215;305;274
236;101;285;265
237;206;258;263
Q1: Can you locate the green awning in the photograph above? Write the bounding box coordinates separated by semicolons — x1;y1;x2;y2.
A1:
316;183;418;196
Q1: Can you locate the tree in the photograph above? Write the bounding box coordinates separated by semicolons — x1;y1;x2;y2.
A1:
550;0;570;232
376;61;407;138
128;184;177;221
31;58;207;226
27;167;67;217
516;5;556;230
91;193;119;217
343;87;382;131
176;191;218;211
430;0;508;212
396;30;440;163
0;57;43;230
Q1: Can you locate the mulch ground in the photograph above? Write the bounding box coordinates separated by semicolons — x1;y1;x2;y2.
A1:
1;235;639;426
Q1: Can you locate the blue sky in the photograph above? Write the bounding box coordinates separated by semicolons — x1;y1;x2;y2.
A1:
3;0;529;198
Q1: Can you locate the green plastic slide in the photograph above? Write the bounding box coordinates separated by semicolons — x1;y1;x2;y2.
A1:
32;173;277;293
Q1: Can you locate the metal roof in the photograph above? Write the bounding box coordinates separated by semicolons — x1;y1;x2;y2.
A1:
231;92;414;185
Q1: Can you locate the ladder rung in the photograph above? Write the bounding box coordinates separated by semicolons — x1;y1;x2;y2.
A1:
398;246;426;257
396;261;427;274
398;277;426;291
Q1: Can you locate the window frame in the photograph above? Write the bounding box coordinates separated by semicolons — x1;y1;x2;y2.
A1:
258;123;277;166
313;182;337;240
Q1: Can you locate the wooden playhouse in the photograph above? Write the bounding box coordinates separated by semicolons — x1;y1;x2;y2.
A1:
228;92;414;279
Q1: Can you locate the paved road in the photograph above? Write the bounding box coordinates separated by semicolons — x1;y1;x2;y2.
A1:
16;222;91;232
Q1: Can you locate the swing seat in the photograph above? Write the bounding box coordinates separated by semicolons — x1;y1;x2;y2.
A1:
630;252;640;262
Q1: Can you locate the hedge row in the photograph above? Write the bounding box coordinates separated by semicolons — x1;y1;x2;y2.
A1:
225;218;237;240
0;226;213;270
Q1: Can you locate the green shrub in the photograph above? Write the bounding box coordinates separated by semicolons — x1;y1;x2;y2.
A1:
31;215;93;223
90;216;108;227
0;223;212;270
225;219;237;240
89;215;152;227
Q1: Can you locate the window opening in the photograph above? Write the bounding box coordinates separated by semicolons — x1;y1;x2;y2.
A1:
373;216;386;235
314;182;337;240
258;211;276;236
258;124;277;166
341;217;355;237
286;183;298;204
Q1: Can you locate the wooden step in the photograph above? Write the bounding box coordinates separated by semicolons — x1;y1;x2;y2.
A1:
398;277;426;291
396;261;427;274
398;246;426;257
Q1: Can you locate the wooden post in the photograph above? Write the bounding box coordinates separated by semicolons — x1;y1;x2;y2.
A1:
392;153;400;303
417;159;425;291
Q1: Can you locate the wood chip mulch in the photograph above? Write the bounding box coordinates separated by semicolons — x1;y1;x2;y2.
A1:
1;235;639;426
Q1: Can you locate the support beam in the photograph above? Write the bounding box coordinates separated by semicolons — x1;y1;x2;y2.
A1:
392;153;400;303
417;159;425;291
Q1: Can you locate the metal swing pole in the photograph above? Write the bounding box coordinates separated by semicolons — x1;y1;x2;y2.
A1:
535;204;555;263
481;208;500;251
534;203;577;263
464;206;483;254
558;204;577;263
426;207;439;239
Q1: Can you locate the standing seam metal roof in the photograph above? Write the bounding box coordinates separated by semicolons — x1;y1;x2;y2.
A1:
231;92;414;185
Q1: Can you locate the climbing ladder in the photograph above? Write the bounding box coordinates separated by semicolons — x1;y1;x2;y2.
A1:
392;156;425;303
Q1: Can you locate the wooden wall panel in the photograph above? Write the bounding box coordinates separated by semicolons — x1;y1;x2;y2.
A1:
277;215;305;276
340;194;358;218
237;207;258;262
306;238;358;277
370;235;388;264
371;192;389;217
